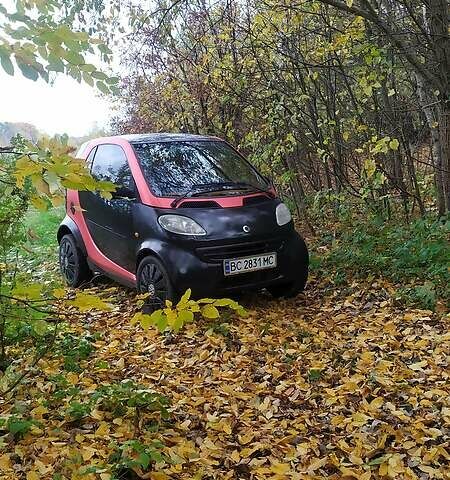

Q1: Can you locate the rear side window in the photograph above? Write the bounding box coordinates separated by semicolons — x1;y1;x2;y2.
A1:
91;144;133;188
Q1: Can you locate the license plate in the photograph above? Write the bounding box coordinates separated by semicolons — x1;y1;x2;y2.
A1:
223;252;277;276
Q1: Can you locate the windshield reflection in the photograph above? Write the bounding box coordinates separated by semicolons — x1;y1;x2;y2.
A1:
133;141;267;196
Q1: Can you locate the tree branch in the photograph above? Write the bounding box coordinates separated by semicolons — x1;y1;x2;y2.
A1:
313;0;443;93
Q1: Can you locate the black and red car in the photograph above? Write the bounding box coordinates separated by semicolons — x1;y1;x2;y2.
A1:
58;134;308;302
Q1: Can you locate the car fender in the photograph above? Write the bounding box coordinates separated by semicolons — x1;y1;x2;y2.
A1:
135;238;171;267
57;215;87;255
136;238;200;284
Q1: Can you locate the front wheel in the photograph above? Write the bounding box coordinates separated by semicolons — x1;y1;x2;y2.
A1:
137;256;175;308
59;234;91;287
267;264;308;299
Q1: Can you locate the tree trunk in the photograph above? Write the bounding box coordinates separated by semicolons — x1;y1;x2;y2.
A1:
426;0;449;214
416;73;447;215
439;108;450;212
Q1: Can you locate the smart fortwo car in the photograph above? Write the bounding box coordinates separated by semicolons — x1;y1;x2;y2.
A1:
57;134;309;303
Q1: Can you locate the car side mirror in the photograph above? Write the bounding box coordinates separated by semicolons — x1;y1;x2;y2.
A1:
111;185;136;200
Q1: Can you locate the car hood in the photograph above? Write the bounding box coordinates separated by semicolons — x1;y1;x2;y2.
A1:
154;198;293;242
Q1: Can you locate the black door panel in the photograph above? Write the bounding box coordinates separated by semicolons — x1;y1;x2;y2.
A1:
79;145;137;273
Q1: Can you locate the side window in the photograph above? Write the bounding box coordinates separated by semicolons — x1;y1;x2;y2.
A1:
91;144;133;189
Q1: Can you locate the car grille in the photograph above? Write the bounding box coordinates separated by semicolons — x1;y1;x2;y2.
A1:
178;200;221;208
242;194;272;206
196;238;283;263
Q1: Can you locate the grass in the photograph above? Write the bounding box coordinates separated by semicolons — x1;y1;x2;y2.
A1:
18;206;64;282
25;206;64;251
311;214;449;310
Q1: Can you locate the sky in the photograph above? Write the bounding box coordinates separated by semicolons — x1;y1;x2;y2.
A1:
0;69;114;137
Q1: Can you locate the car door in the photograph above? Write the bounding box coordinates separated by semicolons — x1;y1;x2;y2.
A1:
79;144;138;272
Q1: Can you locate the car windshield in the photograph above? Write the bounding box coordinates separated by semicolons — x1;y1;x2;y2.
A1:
132;140;268;196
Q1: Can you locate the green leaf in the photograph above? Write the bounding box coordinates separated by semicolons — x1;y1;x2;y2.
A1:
173;314;184;332
198;298;215;304
32;319;49;335
12;283;43;300
178;309;194;323
137;452;150;469
48;55;65;73
131;311;156;329
308;368;322;381
17;61;39;81
109;85;121;96
82;72;94;86
0;52;14;75
179;288;191;304
236;308;248;318
69;292;112;311
363;85;373;96
213;298;235;307
368;456;386;466
201;304;219;319
148;310;164;328
105;76;120;85
389;138;400;151
30;195;49;211
156;313;168;332
80;63;96;73
96;81;110;95
91;70;108;80
166;308;177;325
98;43;112;55
64;49;84;65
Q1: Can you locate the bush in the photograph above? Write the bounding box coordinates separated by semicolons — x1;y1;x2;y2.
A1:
397;282;438;311
132;288;247;333
312;202;449;308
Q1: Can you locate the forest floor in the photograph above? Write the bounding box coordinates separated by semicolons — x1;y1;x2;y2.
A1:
0;210;449;480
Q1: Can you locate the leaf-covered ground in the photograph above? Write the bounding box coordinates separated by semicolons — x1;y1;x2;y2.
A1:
0;275;449;479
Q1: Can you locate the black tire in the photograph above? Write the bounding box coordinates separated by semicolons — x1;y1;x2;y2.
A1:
137;256;175;308
267;264;308;299
59;234;91;287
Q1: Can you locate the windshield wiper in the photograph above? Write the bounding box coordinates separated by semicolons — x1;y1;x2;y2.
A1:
171;181;273;208
170;184;219;208
226;181;274;197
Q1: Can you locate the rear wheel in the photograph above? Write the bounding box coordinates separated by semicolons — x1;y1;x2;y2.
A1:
267;264;308;299
137;256;175;309
59;234;91;287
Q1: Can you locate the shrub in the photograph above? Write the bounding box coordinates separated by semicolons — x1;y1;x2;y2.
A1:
132;288;247;333
311;195;449;308
108;439;170;478
64;380;169;423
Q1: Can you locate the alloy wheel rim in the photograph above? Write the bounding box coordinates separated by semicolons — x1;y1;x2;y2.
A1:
140;263;169;304
60;240;76;283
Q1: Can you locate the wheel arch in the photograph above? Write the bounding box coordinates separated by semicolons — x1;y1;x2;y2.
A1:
57;216;87;255
135;237;177;277
136;247;162;270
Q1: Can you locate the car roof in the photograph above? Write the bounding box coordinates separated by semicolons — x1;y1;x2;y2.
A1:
118;133;222;144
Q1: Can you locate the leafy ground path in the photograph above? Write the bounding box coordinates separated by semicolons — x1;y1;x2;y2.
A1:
1;276;449;479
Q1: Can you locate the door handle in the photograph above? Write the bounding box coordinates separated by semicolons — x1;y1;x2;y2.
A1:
70;203;76;214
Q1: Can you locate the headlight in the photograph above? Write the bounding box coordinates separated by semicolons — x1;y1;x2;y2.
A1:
158;214;206;236
276;203;292;226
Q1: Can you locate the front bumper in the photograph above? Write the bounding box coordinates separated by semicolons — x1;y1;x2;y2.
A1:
159;231;308;297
